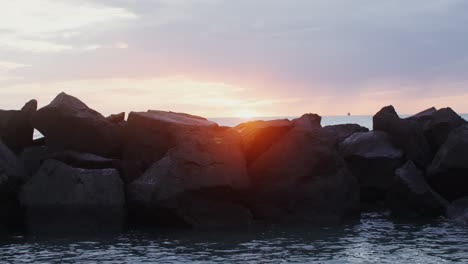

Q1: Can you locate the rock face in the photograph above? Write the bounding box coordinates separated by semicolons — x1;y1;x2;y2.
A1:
127;116;252;228
31;93;121;158
427;124;468;201
292;113;322;130
0;100;37;154
20;160;125;233
123;110;218;167
322;124;369;147
248;126;360;224
447;197;468;225
373;105;432;168
339;131;404;202
106;112;125;124
235;119;293;165
386;161;449;217
0;140;27;229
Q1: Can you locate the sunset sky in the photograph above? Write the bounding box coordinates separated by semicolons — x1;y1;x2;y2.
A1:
1;0;468;117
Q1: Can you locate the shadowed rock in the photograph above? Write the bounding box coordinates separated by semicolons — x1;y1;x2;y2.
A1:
339;131;404;202
20;146;47;178
127;127;252;228
31;93;121;158
407;107;437;123
20;160;125;234
292;113;322;130
447;197;468;225
0;99;37;154
106;112;125;124
234;119;293;165
386;161;449;217
427;124;468;201
249;127;360;224
373;105;432;168
322;124;369;147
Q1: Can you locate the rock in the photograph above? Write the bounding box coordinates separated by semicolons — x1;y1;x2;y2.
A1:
447;197;468;225
292;113;321;130
417;108;465;150
127;127;252;228
407;107;437;123
20;160;125;233
234;119;293;165
31;92;121;158
386;161;449;217
0;140;27;229
322;124;369;146
0;99;37;153
248;127;360;224
20;146;47;178
339;131;404;202
106;112;125;124
45;150;118;169
373;105;432;168
427;124;468;201
123;110;218;167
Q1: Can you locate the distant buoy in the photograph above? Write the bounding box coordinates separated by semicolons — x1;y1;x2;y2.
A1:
347;112;351;116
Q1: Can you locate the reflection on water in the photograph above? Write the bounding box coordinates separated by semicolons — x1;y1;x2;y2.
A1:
1;213;467;263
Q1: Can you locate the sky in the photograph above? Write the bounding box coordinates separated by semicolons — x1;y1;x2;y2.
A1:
1;0;468;117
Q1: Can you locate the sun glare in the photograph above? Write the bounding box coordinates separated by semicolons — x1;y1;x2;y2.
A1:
235;110;258;119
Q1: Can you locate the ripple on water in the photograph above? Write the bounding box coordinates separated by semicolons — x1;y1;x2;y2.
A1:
0;212;467;263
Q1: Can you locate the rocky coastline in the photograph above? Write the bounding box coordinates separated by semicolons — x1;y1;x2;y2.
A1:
1;92;467;234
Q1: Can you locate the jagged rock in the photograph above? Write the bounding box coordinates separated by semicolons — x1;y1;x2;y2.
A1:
0;140;28;229
292;113;322;130
123;110;218;167
20;160;125;233
373;105;432;168
322;124;369;146
234;119;293;165
427;124;468;201
249;127;360;224
45;150;117;169
447;197;468;225
106;112;125;124
31;93;121;158
127;127;252;228
339;131;404;202
407;107;437;123
0;99;37;153
386;161;449;217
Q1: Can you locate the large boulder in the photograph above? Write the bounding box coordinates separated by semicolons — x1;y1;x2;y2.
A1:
0;100;37;154
427;124;468;201
0;140;27;229
373;105;432;168
31;93;121;158
123;110;218;167
447;197;468;225
322;124;369;147
20;159;125;233
339;131;404;202
386;161;449;218
292;113;322;130
234;119;293;165
248;126;360;224
127;126;252;229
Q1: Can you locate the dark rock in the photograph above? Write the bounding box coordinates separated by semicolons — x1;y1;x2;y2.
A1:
339;131;404;202
127;127;252;228
234;119;293;165
106;112;125;123
0;99;37;153
32;137;46;146
0;140;27;229
427;124;468;201
123;110;218;167
322;124;369;146
45;150;117;169
20;146;47;178
292;113;322;130
373;105;432;168
447;197;468;225
31;92;121;158
386;161;449;217
417;108;465;150
248;127;360;224
20;159;125;233
407;107;437;123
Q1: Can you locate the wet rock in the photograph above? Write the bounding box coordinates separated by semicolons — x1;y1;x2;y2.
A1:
127;127;252;228
123;110;218;167
20;160;125;233
427;124;468;201
339;131;404;202
322;124;369;147
31;93;121;158
373;105;432;168
234;119;293;165
249;127;360;224
0;100;37;153
386;161;449;217
447;197;468;225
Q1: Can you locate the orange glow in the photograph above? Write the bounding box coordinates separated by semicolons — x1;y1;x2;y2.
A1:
235;110;259;119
